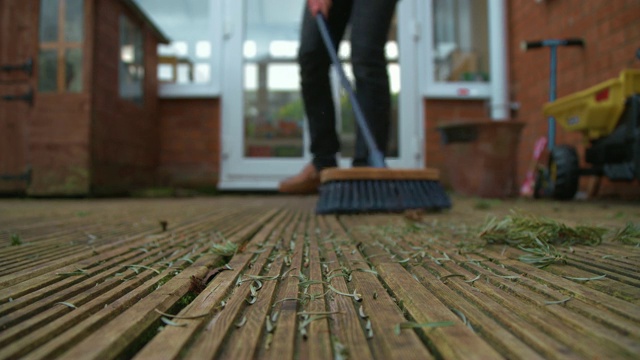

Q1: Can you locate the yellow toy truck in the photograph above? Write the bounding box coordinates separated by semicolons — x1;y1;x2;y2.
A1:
540;68;640;199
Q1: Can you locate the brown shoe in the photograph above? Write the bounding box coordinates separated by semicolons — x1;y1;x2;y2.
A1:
278;163;321;194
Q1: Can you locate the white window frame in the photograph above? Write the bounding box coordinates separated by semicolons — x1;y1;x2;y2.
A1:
419;0;493;100
155;0;224;98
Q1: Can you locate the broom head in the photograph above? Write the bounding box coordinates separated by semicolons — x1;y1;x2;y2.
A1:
316;167;451;214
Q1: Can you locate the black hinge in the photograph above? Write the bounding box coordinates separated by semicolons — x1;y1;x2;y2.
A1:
2;87;33;106
0;58;33;76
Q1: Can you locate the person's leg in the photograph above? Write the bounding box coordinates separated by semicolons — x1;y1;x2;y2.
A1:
298;1;353;171
279;2;354;194
349;0;397;167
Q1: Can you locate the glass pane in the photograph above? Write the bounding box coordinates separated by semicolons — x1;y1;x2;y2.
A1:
195;41;211;58
433;0;489;82
38;49;58;92
65;0;84;42
65;48;83;92
194;63;210;83
158;63;174;82
119;16;144;104
243;0;305;158
176;63;191;83
39;0;60;42
134;0;212;85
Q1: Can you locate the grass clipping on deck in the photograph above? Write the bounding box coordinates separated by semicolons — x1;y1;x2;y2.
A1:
478;212;608;268
610;223;640;245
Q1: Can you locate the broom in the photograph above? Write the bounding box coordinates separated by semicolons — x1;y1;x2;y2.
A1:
314;14;451;214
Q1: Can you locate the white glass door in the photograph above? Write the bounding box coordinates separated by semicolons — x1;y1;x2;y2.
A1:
219;0;422;190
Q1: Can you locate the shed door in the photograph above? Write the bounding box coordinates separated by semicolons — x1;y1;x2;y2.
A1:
0;0;35;193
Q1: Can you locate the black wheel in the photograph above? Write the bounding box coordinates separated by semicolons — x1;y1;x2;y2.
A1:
549;145;580;200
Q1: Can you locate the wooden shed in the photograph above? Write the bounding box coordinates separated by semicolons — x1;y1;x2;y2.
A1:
0;0;168;195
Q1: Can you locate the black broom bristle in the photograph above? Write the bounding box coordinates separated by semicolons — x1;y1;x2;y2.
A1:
316;179;451;214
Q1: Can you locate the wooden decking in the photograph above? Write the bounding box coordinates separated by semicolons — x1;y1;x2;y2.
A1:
0;195;639;359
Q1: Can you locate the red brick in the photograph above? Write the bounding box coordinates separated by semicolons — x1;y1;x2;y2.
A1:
158;99;221;187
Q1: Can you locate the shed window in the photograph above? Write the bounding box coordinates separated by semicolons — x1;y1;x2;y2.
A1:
119;15;145;104
38;0;84;93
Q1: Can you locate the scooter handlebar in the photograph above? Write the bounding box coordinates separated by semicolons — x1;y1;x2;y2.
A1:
521;38;585;51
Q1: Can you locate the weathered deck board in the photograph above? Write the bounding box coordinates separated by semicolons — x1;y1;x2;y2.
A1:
343;213;640;359
300;216;334;360
133;210;292;360
0;195;638;359
60;208;280;360
322;216;434;360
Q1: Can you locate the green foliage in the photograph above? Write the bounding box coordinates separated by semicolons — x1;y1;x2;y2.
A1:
10;234;22;246
177;291;198;307
277;99;305;121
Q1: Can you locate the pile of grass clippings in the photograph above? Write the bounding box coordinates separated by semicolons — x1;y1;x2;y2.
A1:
478;212;609;268
479;212;607;247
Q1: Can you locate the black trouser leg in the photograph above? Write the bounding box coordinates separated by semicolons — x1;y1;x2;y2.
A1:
298;0;396;169
350;0;397;166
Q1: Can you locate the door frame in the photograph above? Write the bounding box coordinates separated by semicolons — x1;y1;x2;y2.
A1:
218;0;423;190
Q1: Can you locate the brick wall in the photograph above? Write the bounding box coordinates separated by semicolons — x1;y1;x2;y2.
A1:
90;0;161;195
509;0;640;198
158;99;220;188
427;0;639;198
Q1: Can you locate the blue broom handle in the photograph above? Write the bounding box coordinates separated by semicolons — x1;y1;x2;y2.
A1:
315;14;386;168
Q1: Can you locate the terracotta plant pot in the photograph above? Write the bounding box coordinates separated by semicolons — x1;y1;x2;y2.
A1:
438;120;525;198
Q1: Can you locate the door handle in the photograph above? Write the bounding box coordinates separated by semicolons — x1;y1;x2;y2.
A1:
0;57;33;76
2;87;33;106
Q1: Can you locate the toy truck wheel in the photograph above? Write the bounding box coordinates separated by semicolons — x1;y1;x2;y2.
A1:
549;145;579;200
